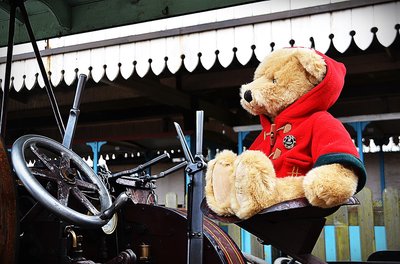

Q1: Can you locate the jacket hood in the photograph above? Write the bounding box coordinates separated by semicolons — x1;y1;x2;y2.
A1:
265;50;346;125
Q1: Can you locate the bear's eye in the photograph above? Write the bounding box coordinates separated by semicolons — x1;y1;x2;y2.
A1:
272;78;277;84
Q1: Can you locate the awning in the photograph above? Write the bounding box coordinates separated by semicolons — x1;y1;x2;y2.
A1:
1;0;399;92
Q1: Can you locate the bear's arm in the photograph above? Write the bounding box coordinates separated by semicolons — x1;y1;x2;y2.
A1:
311;112;367;192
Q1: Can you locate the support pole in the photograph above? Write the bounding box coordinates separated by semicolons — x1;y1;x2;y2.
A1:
0;1;16;138
379;148;386;194
238;131;250;154
18;1;65;139
348;122;369;163
187;111;205;264
185;135;191;197
237;131;251;253
86;141;107;174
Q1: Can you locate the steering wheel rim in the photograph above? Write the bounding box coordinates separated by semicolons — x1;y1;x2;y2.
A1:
11;134;112;228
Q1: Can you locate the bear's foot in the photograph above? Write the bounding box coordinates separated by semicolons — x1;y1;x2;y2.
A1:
231;150;277;219
205;150;237;216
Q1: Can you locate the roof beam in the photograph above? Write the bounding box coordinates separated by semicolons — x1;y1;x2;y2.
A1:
101;77;247;126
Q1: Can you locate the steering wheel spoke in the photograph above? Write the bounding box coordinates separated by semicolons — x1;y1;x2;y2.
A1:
30;168;59;182
29;143;57;173
75;179;99;191
71;187;100;216
11;134;112;227
57;183;71;207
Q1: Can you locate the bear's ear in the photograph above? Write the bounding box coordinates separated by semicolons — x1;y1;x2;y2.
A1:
294;49;326;85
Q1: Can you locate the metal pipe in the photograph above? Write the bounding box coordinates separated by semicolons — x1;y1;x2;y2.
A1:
242;252;269;264
65;227;78;248
187;110;205;264
196;111;204;156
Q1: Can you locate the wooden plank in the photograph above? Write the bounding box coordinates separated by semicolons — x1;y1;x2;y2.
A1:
325;213;334;225
348;205;359;226
383;187;400;250
312;228;326;261
250;234;265;259
333;206;349;225
227;224;241;248
334;206;350;261
356;188;376;261
335;225;350;261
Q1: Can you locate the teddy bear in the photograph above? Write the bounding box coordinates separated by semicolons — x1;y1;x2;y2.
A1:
205;47;366;220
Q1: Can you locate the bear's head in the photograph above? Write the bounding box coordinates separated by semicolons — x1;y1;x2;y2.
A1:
240;48;327;119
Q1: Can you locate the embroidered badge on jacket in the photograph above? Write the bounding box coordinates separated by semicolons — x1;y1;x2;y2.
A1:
283;135;296;149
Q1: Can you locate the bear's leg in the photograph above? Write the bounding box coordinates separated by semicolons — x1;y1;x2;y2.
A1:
231;150;277;219
274;176;305;203
205;150;237;216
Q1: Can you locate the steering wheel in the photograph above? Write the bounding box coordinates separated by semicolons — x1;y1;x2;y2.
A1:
11;134;112;228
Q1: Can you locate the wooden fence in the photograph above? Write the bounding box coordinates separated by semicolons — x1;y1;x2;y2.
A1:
220;187;400;263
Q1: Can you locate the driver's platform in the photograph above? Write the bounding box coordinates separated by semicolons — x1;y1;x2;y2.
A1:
201;197;360;264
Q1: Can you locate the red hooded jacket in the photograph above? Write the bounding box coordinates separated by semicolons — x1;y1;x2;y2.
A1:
249;50;366;192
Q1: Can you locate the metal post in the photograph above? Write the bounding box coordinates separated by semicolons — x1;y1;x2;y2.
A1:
18;1;65;139
196;111;204;156
237;130;251;253
348;121;369;163
0;1;16;138
379;148;386;195
86;141;107;174
173;114;206;264
185;135;191;197
187;111;205;264
238;131;250;154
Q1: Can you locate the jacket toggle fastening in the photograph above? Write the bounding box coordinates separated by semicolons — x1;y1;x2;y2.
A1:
264;123;292;160
263;123;292;146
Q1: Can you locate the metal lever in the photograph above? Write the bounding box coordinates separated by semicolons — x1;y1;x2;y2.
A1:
62;74;87;149
174;122;195;163
111;152;170;178
100;191;130;220
151;161;188;180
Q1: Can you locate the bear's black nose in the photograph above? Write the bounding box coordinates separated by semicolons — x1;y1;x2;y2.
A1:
244;90;253;102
